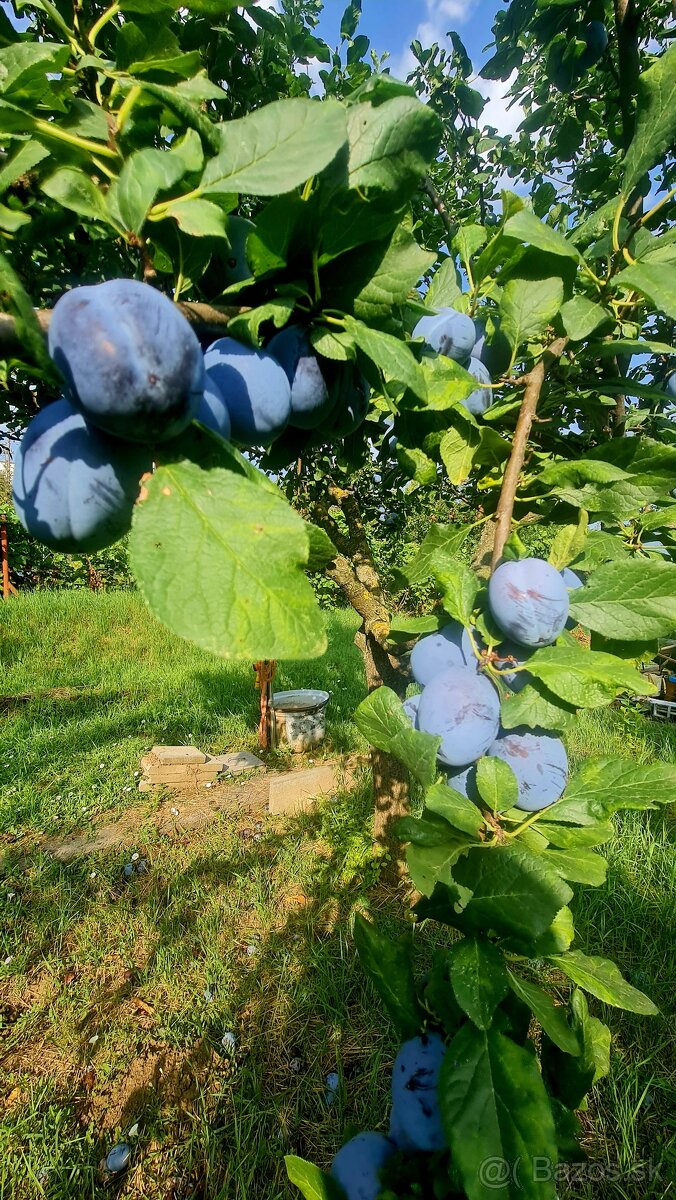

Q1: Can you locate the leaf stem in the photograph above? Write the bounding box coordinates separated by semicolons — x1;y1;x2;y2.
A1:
115;84;141;134
611;197;624;254
89;1;120;48
639;186;676;228
33;119;119;160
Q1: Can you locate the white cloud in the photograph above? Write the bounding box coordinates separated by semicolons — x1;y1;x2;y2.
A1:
476;73;524;137
241;0;281;29
388;0;476;81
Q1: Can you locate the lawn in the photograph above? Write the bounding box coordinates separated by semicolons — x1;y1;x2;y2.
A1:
0;592;675;1200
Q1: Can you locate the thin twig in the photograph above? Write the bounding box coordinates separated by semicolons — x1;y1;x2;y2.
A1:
491;337;569;571
422;175;455;241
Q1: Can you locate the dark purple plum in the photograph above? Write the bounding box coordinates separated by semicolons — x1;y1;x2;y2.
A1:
578;20;608;70
267;326;336;430
412;307;476;365
410;622;466;686
204;337;291;447
417;667;500;766
402;693;421;728
320;360;370;438
488;729;568;811
48;279;204;443
330;1132;395;1200
12;398;150;553
389;1033;446;1152
489;558;569;648
561;567;583;591
665;372;676;400
462;357;492;416
196;380;231;441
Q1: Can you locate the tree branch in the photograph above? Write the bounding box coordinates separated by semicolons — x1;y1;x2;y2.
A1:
0;302;247;360
422;175;455;242
613;0;641;153
491;337;569;571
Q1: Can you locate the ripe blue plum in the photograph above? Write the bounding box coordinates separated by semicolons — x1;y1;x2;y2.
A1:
561;566;583;591
410;622;466;686
489;558;569;647
664;371;676;399
267;326;335;429
402;693;421;728
446;763;479;801
462;357;492;416
196;380;231;441
12;398;150;553
488;729;568;811
105;1144;131;1173
412;307;476;365
321;361;370;438
472;320;486;360
223;215;255;285
578;20;608;71
330;1132;395;1200
204;337;291;447
48;279;204;443
417;667;500;766
389;1034;446;1152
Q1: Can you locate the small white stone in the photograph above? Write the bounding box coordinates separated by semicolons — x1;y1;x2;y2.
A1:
221;1031;236;1053
127;1123;139;1139
171;807;179;816
90;871;97;879
246;944;257;956
4;955;13;965
99;763;105;769
7;892;15;900
88;1034;99;1045
131;853;139;862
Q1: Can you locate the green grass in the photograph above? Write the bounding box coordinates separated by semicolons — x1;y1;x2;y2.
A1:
1;592;675;1200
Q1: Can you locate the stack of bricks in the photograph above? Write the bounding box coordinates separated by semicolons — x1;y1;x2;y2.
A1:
138;745;222;791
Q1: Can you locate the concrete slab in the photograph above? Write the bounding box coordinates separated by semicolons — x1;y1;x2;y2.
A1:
149;746;207;766
207;751;265;774
268;765;342;816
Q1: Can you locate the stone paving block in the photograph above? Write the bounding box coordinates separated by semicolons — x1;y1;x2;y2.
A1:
268;765;341;816
141;757;220;781
149;745;207;766
208;751;265;774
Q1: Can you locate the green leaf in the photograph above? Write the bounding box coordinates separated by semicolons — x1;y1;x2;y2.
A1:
548;514;588;570
285;1156;343;1200
117;146;191;235
453;223;487;265
500;682;576;732
343;315;426;397
425;782;485;837
439;1024;557;1200
541;988;609;1110
622;43;676;196
449;937;509;1030
407;840;470;897
503;210;580;261
402;523;472;586
0;139;47;196
345;95;441;197
353;914;424;1038
349;222;434;323
548;951;658;1015
129;459;325;661
452;843;573;943
0;41;70;100
499;274;564;352
440;425;480;485
304;522;337;572
507;972;580;1055
525;643;655;709
310;328;355;361
165;198;226;238
353;686;440;788
0;203;29;232
561;758;676;816
541;848;607;886
201;98;347;196
439;561;479;625
569;559;676;639
586;336;675;358
396;444;437;485
387;614;443;640
41;168;108;221
226;299;295;346
559;296;611;341
613;260;676;322
419;352;478;412
536;819;615;849
0;249;53;372
475;758;518;813
425;257;462;309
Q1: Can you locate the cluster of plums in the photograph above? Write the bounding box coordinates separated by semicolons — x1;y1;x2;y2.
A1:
413;306;492;416
550;20;608;91
403;557;583;812
331;1034;446;1200
12;279;369;553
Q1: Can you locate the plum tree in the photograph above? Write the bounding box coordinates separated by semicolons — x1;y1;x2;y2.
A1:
402;693;421;727
462;357;492;416
196;381;232;442
330;1132;395;1200
12;399;150;553
267;326;336;429
410;621;468;686
389;1034;446;1152
417;667;500;766
488;729;568;811
412;307;475;365
203;338;291;447
48;280;204;444
488;558;569;647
